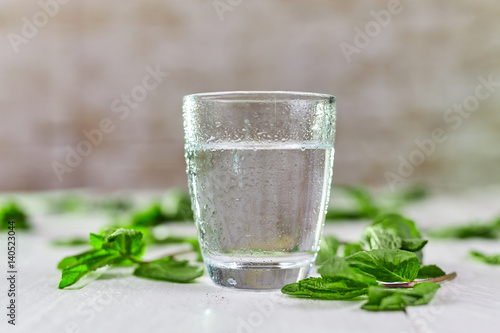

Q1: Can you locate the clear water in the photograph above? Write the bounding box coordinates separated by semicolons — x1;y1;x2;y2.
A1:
185;142;334;289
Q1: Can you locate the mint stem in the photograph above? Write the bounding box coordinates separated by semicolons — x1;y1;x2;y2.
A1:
382;272;457;288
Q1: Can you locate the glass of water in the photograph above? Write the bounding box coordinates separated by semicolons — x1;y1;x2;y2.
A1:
183;91;336;289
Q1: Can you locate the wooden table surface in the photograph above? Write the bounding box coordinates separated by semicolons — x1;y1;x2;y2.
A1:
1;191;500;333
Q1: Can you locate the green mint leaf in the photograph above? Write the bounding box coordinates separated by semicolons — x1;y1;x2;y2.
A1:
399;185;429;203
428;222;500;239
131;203;167;227
401;238;428;252
0;201;31;230
374;214;422;238
344;243;364;257
318;256;377;283
361;226;402;250
469;250;500;265
361;214;427;262
58;249;109;270
281;276;377;300
345;249;420;282
51;237;89;247
326;187;379;221
104;228;145;257
316;236;341;265
417;265;446;279
58;250;123;289
361;282;440;311
161;189;194;221
90;233;105;249
48;193;89;214
133;257;203;283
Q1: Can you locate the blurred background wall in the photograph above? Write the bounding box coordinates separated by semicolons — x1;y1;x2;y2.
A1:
0;0;499;192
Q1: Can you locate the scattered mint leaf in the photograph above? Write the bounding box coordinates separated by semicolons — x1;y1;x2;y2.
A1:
0;201;31;230
399;185;429;202
326;187;379;221
401;238;428;252
58;250;123;289
48;194;89;214
428;221;500;239
361;227;402;250
281;275;378;300
131;203;166;227
130;190;194;227
161;189;194;221
361;214;427;262
133;257;203;283
104;228;145;257
345;249;420;283
90;233;106;249
344;243;364;257
417;265;446;279
316;236;341;266
51;237;88;246
318;256;376;283
361;282;440;311
96;196;133;213
469;250;500;265
58;249;110;270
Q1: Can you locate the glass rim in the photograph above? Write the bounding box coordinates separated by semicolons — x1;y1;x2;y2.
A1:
183;91;336;102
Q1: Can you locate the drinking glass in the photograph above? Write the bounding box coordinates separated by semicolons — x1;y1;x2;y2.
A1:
183;91;336;289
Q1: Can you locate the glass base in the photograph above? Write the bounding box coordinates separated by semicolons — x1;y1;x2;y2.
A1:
206;261;312;290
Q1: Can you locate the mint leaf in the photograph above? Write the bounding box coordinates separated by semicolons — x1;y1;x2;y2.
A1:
345;249;420;282
0;201;31;230
361;214;427;262
133;257;203;283
90;233;105;249
469;250;500;265
361;282;440;311
428;222;500;239
318;256;376;282
161;189;194;221
417;265;446;279
316;236;341;265
51;237;88;246
104;228;145;257
58;250;123;289
326;187;379;221
58;249;110;270
131;203;167;227
401;238;428;252
344;243;364;257
361;227;402;250
281;276;377;300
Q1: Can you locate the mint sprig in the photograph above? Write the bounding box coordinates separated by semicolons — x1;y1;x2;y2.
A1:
57;228;203;289
281;214;457;311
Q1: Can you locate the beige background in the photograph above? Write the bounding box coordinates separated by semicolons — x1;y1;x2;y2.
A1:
0;0;499;192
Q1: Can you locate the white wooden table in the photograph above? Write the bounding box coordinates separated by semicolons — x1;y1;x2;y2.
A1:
1;191;500;333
